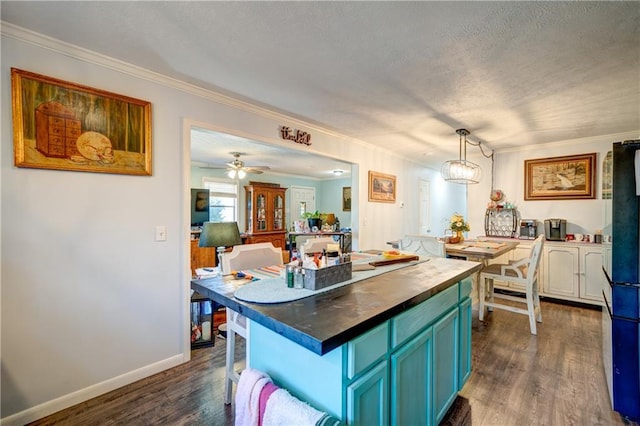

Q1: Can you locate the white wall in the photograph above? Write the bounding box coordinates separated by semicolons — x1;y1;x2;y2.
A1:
1;25;463;423
467;133;638;238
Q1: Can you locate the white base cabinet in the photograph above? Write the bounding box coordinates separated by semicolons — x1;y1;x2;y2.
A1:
488;239;604;306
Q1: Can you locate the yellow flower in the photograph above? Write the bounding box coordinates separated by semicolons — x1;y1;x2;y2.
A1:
449;213;470;232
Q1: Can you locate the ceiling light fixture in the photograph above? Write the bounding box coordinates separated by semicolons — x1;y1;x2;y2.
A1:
440;128;493;185
227;169;246;179
333;170;344;176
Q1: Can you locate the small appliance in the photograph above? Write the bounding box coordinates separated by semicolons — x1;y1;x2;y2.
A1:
544;218;566;241
519;219;537;239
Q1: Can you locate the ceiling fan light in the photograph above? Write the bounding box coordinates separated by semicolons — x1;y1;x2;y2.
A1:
237;169;246;179
227;169;236;179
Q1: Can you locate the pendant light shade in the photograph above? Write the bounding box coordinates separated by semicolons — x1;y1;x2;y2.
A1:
441;129;483;184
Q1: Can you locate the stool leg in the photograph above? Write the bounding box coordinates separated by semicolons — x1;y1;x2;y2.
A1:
224;325;236;405
526;284;537;335
533;279;542;323
479;275;486;321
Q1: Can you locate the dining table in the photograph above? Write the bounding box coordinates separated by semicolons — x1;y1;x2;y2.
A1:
445;239;521;303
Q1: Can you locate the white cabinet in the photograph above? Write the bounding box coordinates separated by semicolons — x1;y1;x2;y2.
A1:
487;239;603;306
543;244;603;305
579;246;605;303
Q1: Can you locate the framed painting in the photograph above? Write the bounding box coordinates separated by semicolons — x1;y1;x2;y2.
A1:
524;153;596;200
368;171;396;203
11;68;152;175
342;187;351;211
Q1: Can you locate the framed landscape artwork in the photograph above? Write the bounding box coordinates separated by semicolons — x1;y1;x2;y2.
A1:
342;186;351;211
11;68;152;176
368;171;396;203
524;153;596;200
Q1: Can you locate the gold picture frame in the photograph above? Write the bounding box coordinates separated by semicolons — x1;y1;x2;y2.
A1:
342;187;351;211
368;171;396;203
11;68;152;175
524;153;596;200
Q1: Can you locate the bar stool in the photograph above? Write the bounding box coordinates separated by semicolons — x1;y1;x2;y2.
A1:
220;242;284;404
479;235;545;334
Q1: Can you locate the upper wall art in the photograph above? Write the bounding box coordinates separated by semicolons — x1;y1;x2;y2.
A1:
524;153;596;200
11;68;152;176
368;170;396;203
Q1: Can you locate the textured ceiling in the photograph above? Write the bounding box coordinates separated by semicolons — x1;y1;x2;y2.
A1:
2;1;639;177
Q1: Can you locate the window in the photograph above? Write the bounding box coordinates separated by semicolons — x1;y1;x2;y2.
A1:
202;178;238;222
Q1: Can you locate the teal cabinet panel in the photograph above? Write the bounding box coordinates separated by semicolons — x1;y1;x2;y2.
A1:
346;360;388;426
390;327;433;426
347;321;389;379
458;297;472;388
459;276;473;299
433;308;459;424
391;284;458;348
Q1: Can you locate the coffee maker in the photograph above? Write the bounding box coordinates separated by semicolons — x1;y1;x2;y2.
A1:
519;219;537;239
544;219;567;241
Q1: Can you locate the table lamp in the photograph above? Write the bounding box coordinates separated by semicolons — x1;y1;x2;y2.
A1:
198;222;242;275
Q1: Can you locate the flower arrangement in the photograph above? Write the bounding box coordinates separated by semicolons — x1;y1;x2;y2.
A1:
450;213;470;233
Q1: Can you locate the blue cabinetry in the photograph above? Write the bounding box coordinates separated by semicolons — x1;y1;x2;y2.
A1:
249;279;473;425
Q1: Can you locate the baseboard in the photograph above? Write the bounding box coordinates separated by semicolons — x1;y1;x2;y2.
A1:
1;354;185;426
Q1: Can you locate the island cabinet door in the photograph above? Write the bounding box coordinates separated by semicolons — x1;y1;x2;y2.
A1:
433;308;460;425
345;360;388;426
458;297;472;388
390;327;433;426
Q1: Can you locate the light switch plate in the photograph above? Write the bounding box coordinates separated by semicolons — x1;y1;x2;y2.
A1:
155;225;167;241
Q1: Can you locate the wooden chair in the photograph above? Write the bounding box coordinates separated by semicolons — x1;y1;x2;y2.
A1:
397;235;446;257
479;235;545;334
220;242;284;404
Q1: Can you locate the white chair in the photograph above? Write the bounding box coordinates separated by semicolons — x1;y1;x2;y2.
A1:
397;235;446;257
220;242;284;404
299;236;338;256
479;235;545;334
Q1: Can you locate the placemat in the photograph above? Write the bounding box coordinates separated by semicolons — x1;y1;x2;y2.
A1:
234;256;429;304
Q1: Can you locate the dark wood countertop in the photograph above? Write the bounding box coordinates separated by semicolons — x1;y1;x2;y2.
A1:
191;257;481;355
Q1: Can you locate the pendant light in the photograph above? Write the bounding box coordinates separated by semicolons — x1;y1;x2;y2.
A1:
441;128;492;185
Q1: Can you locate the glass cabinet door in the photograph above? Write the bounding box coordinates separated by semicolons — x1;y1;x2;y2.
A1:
256;191;267;231
273;193;284;231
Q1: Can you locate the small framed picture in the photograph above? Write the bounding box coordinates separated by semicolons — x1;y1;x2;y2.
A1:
368;171;396;203
342;187;351;211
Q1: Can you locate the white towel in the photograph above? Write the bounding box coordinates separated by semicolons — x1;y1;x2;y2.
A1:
235;368;272;426
262;388;325;426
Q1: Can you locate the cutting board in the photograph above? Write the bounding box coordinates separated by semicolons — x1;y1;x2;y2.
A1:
368;255;420;267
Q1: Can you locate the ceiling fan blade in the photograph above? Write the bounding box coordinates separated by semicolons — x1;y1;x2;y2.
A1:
199;163;227;170
245;166;270;174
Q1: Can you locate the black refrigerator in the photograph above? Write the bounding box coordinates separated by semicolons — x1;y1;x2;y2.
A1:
602;140;640;422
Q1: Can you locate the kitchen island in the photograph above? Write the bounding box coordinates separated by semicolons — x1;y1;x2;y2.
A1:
192;256;481;425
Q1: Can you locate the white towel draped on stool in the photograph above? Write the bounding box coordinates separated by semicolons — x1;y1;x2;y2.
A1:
263;387;339;426
235;368;272;426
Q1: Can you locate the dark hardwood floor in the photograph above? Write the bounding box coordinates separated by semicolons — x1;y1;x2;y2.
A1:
29;300;637;425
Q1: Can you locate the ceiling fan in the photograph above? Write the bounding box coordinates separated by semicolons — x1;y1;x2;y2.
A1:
200;152;270;178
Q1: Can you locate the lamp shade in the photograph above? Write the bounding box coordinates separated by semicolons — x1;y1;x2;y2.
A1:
199;221;242;248
441;160;482;184
440;128;484;185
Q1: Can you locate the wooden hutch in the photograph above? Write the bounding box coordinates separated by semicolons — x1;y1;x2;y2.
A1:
244;182;287;249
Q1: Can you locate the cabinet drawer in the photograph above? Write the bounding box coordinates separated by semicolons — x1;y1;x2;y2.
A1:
391;284;458;349
347;321;389;379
